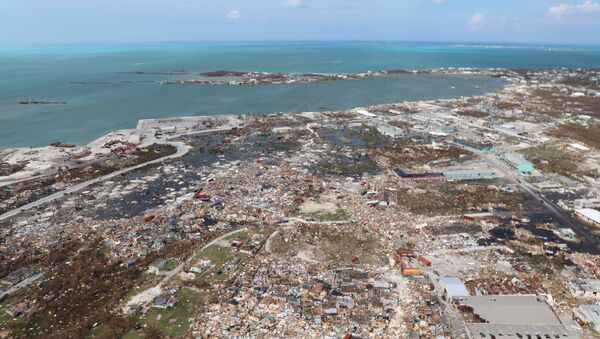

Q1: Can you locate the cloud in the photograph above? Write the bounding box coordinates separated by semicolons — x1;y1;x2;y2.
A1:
577;0;600;12
280;0;303;8
548;1;600;18
226;10;240;19
548;3;569;17
430;0;446;4
468;12;486;30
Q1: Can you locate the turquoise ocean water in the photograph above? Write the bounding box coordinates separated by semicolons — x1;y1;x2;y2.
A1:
1;41;600;148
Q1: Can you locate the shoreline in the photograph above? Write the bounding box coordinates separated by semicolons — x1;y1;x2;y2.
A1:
2;67;511;150
3;63;600;184
3;70;502;150
11;64;598;152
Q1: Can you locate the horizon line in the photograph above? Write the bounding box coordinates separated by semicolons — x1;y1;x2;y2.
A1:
2;39;600;49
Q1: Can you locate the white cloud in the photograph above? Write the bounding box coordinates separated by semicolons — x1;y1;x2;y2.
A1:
468;12;486;30
548;3;569;17
431;0;446;4
226;10;241;19
280;0;303;8
577;0;600;12
548;1;600;18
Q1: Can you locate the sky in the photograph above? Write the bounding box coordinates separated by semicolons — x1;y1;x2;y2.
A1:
1;0;600;45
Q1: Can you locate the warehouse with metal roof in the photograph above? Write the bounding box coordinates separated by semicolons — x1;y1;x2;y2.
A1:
498;152;535;172
574;208;600;228
455;295;580;339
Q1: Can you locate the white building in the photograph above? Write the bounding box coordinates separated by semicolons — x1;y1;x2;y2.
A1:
159;126;177;134
354;108;376;118
575;208;600;228
440;277;470;300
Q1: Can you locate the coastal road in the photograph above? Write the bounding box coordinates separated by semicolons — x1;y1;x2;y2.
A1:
0;157;110;188
0;124;237;222
0;141;188;221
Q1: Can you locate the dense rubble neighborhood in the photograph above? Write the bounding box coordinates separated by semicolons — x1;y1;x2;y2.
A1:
1;67;600;338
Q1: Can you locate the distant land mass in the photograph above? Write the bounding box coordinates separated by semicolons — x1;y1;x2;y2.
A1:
1;41;600;147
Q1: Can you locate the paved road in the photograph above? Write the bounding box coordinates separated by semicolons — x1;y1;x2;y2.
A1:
431;244;513;255
157;227;247;287
0;157;109;188
1;173;51;187
0;141;188;222
123;227;247;313
0;124;237;222
480;150;600;253
425;269;466;338
286;216;351;225
163;226;247;285
0;272;43;300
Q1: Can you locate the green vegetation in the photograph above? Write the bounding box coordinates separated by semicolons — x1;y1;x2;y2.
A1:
552;123;600;149
321;125;388;148
266;139;303;152
302;209;350;222
253;228;272;236
0;296;30;337
521;146;582;178
86;323;117;339
352;125;387;146
504;135;523;145
99;156;136;168
141;288;204;337
161;259;181;272
224;230;248;240
193;245;233;281
195;245;232;267
121;332;144;339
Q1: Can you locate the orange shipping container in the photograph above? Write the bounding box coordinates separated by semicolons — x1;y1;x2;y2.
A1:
402;268;421;275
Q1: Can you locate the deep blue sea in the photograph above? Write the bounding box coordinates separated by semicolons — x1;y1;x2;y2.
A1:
1;41;600;148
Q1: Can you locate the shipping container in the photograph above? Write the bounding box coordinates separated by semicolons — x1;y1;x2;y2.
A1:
402;268;421;275
462;215;475;221
418;256;432;267
397;249;415;256
195;192;210;200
